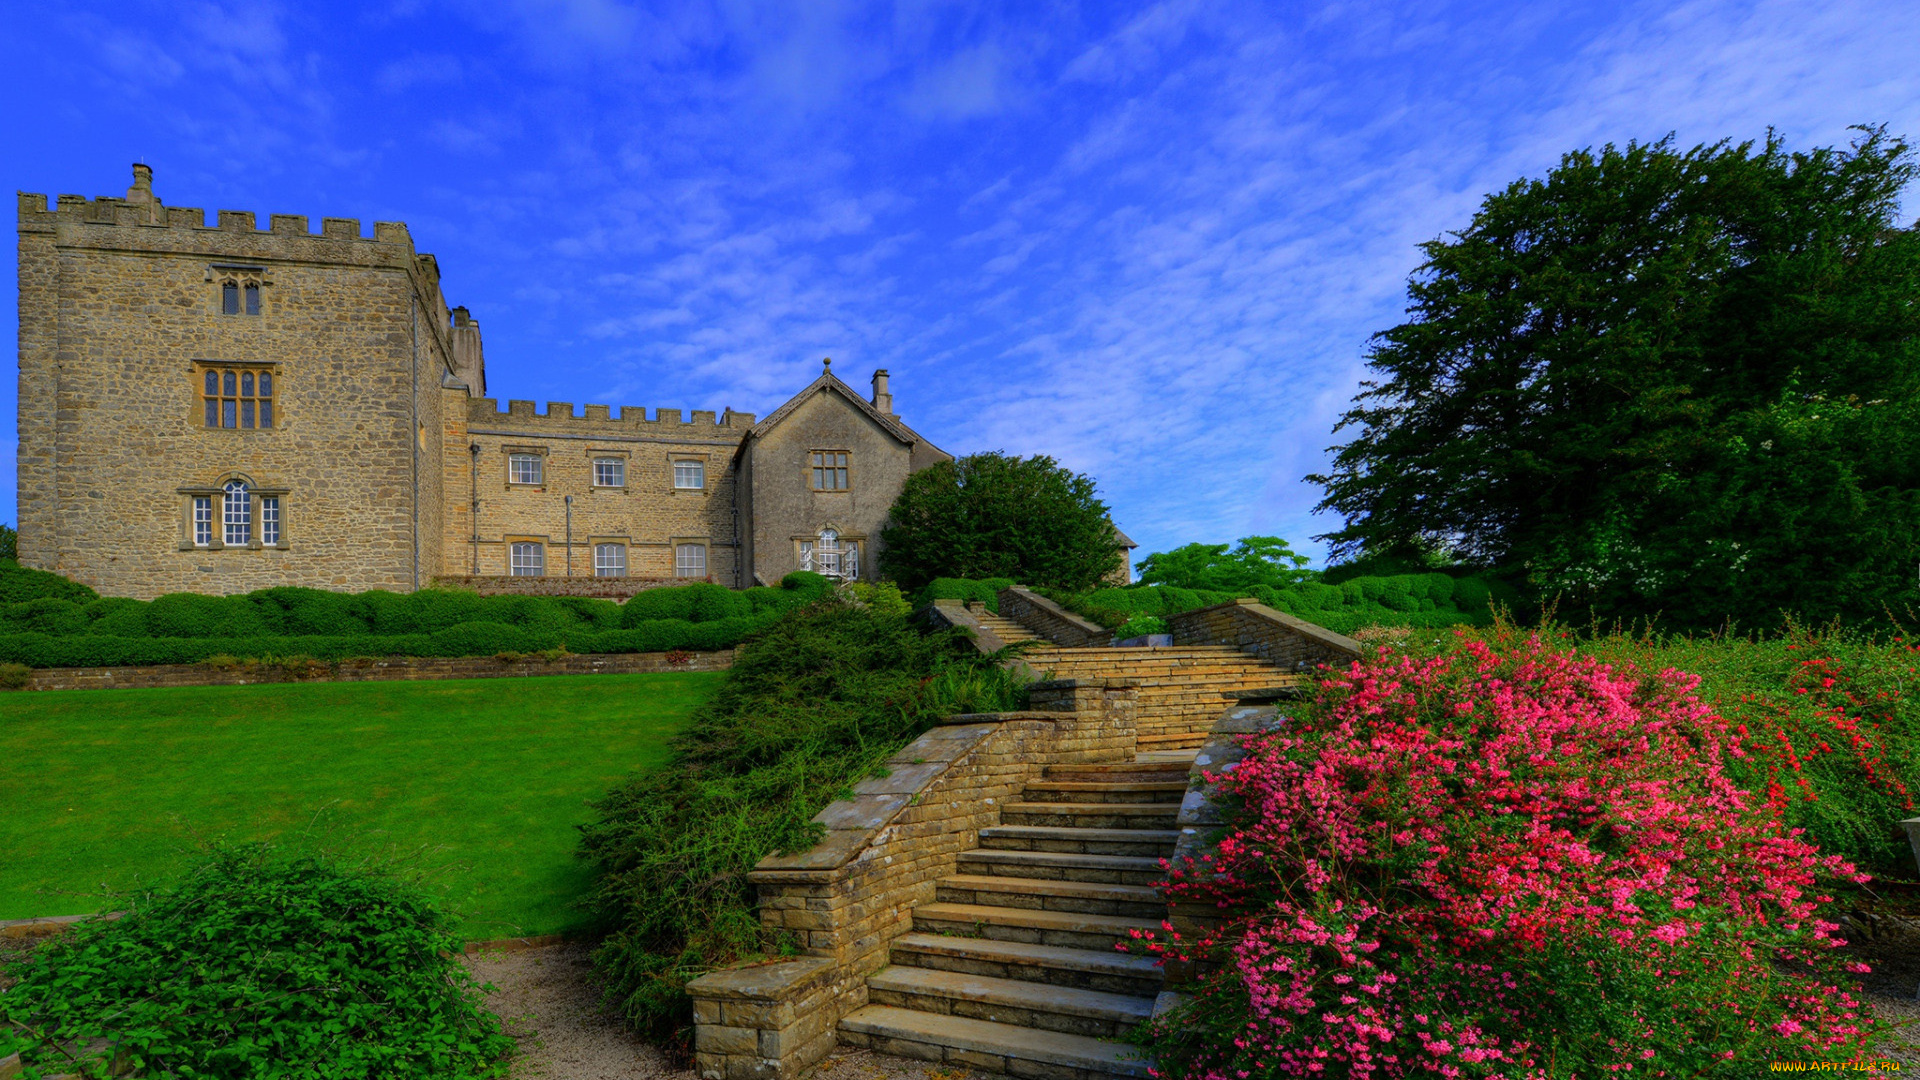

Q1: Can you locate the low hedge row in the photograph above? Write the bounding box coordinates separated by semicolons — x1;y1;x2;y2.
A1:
0;564;837;668
910;577;1018;614
0;615;775;669
910;572;1523;637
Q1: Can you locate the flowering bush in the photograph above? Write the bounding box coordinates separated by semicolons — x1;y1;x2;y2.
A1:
1139;629;1875;1078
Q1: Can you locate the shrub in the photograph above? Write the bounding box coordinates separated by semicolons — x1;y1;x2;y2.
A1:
1111;615;1166;640
0;662;30;690
0;844;512;1079
846;581;912;618
579;597;1029;1036
879;452;1123;591
1138;628;1873;1078
0;561;97;605
912;576;1018;613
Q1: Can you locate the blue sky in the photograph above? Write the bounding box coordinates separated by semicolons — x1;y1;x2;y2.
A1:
3;0;1915;566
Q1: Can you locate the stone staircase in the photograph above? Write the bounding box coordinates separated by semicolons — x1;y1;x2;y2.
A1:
961;600;1298;752
837;757;1188;1078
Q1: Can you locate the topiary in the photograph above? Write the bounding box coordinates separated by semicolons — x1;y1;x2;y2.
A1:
0;562;97;605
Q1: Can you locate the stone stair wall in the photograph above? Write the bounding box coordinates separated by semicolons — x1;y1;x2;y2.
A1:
686;678;1142;1080
995;587;1110;647
1031;647;1300;752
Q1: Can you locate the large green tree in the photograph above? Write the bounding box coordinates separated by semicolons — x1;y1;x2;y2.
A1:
1311;127;1920;629
1137;536;1315;592
879;452;1122;591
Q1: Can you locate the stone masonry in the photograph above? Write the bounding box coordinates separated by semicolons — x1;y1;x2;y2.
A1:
16;167;957;598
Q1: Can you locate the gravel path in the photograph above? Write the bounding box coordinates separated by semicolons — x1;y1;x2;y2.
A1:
462;943;983;1080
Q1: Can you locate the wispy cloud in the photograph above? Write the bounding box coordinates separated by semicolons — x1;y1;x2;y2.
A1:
1;0;1914;564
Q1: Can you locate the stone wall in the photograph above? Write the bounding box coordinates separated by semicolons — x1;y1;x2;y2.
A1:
429;574;698;599
1168;598;1362;669
16;175;459;599
11;649;733;693
996;586;1110;647
449;396;752;585
686;679;1140;1080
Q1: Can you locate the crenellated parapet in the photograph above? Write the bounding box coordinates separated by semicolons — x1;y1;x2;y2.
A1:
466;397;757;437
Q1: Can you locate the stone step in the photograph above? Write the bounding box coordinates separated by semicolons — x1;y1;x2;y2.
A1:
936;874;1164;919
839;1005;1153;1078
1133;750;1199;766
957;849;1166;886
912;902;1160;952
866;966;1155;1041
1043;762;1189;780
1000;802;1182;830
1019;781;1188;804
979;825;1181;857
886;932;1164;997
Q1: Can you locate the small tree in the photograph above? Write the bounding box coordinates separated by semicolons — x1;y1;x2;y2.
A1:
879;452;1122;591
0;523;16;562
1136;536;1315;592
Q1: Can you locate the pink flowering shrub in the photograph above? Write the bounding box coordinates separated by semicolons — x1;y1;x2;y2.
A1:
1138;629;1875;1078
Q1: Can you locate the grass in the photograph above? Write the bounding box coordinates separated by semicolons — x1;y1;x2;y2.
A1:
0;672;722;939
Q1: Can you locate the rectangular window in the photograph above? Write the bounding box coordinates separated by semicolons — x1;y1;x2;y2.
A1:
509;454;543;485
244;282;261;316
811;451;848;491
193;497;213;547
223;487;250;546
675;543;707;578
201;367;274;429
509;542;545;577
798;540;814;572
843;541;860;581
593;458;625;488
260;497;280;546
673;460;705;489
222;282;239;315
594;543;627;577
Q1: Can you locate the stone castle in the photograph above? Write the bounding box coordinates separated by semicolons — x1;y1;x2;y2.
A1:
15;165;959;599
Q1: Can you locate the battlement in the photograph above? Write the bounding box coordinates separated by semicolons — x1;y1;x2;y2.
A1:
469;397;757;435
18;163;417;253
19;189;414;247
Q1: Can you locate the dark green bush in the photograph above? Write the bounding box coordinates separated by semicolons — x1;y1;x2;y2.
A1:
0;844;511;1079
0;561;98;604
580;597;1029;1037
0;597;88;636
912;576;1018;613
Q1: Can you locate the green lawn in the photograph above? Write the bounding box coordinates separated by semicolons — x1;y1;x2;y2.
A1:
0;673;720;939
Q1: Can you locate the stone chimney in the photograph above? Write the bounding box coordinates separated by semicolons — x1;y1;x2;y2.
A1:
127;163;155;203
870;369;892;415
125;163;163;222
450;306;487;396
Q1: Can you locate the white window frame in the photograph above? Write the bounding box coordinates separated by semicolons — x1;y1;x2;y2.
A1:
675;543;707;578
594;543;627;578
815;528;840;576
193;497;213;547
260;496;280;546
222;481;251;546
509;542;545;577
508;453;543;485
593;458;625;488
673;460;705;490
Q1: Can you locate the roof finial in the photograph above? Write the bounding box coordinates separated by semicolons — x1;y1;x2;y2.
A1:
822;356;832;374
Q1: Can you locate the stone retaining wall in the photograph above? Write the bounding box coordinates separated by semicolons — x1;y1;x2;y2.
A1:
428;575;700;599
12;649;733;693
1168;598;1361;670
995;586;1110;647
686;678;1141;1080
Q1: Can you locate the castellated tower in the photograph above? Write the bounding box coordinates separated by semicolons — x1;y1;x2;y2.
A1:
16;165;465;598
17;167;958;599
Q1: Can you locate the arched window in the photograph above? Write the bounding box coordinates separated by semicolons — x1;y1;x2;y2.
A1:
222;481;251;546
200;366;275;428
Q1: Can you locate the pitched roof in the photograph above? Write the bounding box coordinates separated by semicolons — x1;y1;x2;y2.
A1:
744;365;941;452
1112;525;1137;548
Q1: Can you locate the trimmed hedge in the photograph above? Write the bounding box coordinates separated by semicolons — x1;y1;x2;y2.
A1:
0;560;98;605
910;577;1018;613
0;567;836;668
909;572;1523;637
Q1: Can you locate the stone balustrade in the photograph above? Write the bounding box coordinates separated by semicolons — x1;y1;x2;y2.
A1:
686;678;1141;1080
995;586;1110;647
1167;598;1361;670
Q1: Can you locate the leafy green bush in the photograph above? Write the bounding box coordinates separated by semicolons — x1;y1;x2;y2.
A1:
1112;615;1167;640
0;561;97;605
579;597;1029;1036
0;572;835;667
912;576;1018;613
1034;572;1523;635
0;844;512;1079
